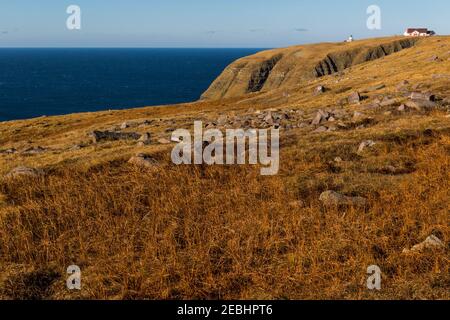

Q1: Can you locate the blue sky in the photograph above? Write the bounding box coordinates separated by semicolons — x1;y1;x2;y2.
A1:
0;0;449;47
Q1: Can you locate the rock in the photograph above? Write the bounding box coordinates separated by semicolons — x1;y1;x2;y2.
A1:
380;98;398;107
128;154;159;169
137;133;151;146
402;235;445;254
397;104;406;112
122;121;140;129
297;122;309;129
0;148;17;154
352;111;364;120
381;165;397;175
405;100;437;111
315;85;326;94
409;92;436;101
217;115;229;126
5;166;43;179
313;126;328;133
358;140;376;153
158;138;171;145
334;157;343;163
91;130;142;143
396;80;410;92
348;92;362;104
22;146;46;155
319;191;368;207
428;55;439;62
431;74;450;80
311;110;329;125
70;144;84;151
363;103;381;110
264;112;274;125
327;126;337;132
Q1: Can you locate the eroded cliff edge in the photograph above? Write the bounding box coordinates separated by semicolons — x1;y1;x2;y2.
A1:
201;37;419;100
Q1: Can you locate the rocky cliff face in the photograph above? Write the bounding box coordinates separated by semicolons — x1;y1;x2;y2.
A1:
201;38;419;100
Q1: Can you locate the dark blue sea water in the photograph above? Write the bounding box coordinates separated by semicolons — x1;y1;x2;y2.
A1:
0;48;262;122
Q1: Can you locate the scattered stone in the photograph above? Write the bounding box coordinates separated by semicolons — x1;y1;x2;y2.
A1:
334;157;343;163
22;146;46;155
405;100;437;111
363;103;381;110
319;191;368;207
91;130;142;143
128;153;159;169
428;55;439;62
315;85;326;94
348;92;362;104
380;98;398;107
431;74;450;80
289;200;306;208
217;115;229;126
410;92;436;101
397;104;406;112
137;133;151;146
205;122;217;129
311;110;329;125
5;166;43;179
396;80;410;92
313;126;328;133
402;235;445;254
120;122;130;130
0;148;17;154
264;112;274;125
352;111;364;120
381;165;398;175
70;144;84;151
358;140;376;153
297;122;309;129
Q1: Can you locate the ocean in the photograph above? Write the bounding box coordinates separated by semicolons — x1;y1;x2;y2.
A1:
0;48;262;122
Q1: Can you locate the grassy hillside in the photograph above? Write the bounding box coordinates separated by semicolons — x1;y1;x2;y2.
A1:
0;36;449;300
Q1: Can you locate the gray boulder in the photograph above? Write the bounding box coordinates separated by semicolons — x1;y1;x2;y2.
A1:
319;191;368;207
128;154;159;169
358;140;376;153
348;92;362;104
402;235;445;254
5;166;43;179
91;130;142;143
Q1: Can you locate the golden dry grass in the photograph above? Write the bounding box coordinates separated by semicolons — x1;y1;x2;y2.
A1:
0;36;449;300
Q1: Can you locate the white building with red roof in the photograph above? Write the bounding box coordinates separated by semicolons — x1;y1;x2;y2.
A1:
404;28;435;37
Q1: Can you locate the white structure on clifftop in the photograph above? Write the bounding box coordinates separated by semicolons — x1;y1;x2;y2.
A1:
404;28;435;37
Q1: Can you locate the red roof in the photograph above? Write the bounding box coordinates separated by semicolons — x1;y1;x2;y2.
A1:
406;28;428;33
